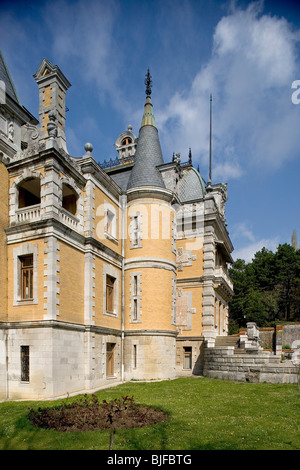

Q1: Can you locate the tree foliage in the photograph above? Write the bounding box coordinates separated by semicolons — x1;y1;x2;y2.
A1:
228;244;300;333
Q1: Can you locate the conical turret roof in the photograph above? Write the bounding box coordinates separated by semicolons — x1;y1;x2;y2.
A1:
127;70;165;190
0;49;21;104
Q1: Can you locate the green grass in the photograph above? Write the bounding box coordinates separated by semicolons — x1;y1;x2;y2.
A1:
0;377;299;450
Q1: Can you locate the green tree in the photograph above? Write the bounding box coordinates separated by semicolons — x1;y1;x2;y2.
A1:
274;244;300;321
228;243;300;330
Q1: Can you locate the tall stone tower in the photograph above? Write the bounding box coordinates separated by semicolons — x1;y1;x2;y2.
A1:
124;70;177;380
33;58;71;151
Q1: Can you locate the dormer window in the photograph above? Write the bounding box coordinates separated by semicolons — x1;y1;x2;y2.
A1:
121;137;132;146
62;183;77;215
18;177;40;208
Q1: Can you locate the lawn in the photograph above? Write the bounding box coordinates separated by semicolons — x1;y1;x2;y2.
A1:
0;377;299;450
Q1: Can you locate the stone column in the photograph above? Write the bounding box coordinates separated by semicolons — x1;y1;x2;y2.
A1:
44;236;60;320
202;226;216;346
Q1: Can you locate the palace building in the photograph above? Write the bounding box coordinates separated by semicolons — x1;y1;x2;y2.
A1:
0;53;233;400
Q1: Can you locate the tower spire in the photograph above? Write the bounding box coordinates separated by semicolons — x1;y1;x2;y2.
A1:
141;68;156;128
145;68;152;97
127;69;165;190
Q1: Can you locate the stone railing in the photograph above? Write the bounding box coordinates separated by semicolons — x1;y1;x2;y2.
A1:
59;207;80;231
15;204;41;223
214;266;233;291
203;345;298;384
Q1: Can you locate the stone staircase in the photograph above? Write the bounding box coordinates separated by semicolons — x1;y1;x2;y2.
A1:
204;335;298;383
215;335;246;353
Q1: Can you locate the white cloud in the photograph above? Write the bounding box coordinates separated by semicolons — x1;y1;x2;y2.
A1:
233;222;256;243
233;237;280;263
158;1;300;180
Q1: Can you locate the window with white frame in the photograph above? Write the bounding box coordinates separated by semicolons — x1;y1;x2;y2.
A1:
104;201;117;242
130;272;142;323
130;212;142;248
13;243;38;305
103;264;119;316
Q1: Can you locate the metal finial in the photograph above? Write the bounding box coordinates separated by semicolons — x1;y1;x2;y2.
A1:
145;68;152;97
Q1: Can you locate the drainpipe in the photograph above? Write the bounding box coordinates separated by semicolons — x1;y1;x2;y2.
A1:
120;195;126;382
5;328;8;400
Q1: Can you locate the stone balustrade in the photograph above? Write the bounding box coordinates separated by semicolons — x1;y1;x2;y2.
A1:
15;204;41;223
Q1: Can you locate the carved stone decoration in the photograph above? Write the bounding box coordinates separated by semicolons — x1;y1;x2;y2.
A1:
8;122;14;142
176;247;196;271
175;289;196;332
21;123;39;144
47;110;57;137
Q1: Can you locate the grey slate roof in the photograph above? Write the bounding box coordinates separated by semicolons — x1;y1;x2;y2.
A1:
0;50;21;104
108;166;133;191
127;125;166;190
176;166;206;202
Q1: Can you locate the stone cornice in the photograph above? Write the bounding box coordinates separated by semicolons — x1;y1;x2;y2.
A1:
0;320;122;337
5;217;123;263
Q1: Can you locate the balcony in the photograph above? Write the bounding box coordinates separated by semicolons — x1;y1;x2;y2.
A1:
214;266;234;295
15;204;41;223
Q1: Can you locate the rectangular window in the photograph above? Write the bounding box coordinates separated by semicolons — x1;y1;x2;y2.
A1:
192;205;197;232
130;213;142;248
131;273;141;322
133;344;137;369
106;275;115;313
183;346;192;369
132;216;139;246
106;209;115;236
20;255;33;300
21;346;30;382
133;298;138;321
106;343;115;377
133;275;138;296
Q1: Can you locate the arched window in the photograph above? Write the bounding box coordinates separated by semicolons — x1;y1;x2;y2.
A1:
121;137;132;146
62;183;78;215
18;177;41;208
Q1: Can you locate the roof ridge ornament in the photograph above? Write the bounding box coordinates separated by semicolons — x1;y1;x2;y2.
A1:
145;68;152;97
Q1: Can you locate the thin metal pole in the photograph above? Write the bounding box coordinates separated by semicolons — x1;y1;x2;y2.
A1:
209;93;212;184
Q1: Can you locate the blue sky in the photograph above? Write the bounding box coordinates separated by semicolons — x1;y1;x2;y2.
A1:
1;0;300;262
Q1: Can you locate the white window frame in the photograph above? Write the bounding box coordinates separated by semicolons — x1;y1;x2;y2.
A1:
13;243;38;305
103;264;119;317
130;272;142;323
130;212;142;249
104;201;118;243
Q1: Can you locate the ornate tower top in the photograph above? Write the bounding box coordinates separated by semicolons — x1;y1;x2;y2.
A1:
127;69;165;190
145;68;152;97
34;58;71;151
141;69;156;129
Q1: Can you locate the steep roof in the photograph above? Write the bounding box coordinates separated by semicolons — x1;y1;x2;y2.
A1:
127;72;165;190
0;50;21;105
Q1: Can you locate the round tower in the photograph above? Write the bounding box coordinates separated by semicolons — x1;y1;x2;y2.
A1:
124;70;177;380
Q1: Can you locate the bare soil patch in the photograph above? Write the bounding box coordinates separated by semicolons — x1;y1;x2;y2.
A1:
28;395;168;432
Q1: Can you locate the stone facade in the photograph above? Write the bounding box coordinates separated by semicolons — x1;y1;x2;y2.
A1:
203;346;298;384
0;55;235;400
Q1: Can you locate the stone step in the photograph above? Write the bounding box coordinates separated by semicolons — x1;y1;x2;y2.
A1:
215;336;240;347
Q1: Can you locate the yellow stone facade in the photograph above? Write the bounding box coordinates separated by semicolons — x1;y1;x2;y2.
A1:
0;56;233;400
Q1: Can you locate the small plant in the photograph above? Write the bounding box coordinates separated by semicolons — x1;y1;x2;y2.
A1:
102;396;134;449
28;392;167;449
282;344;291;350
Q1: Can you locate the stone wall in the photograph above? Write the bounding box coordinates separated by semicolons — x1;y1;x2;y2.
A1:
203;346;298;384
239;323;300;352
0;321;122;401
